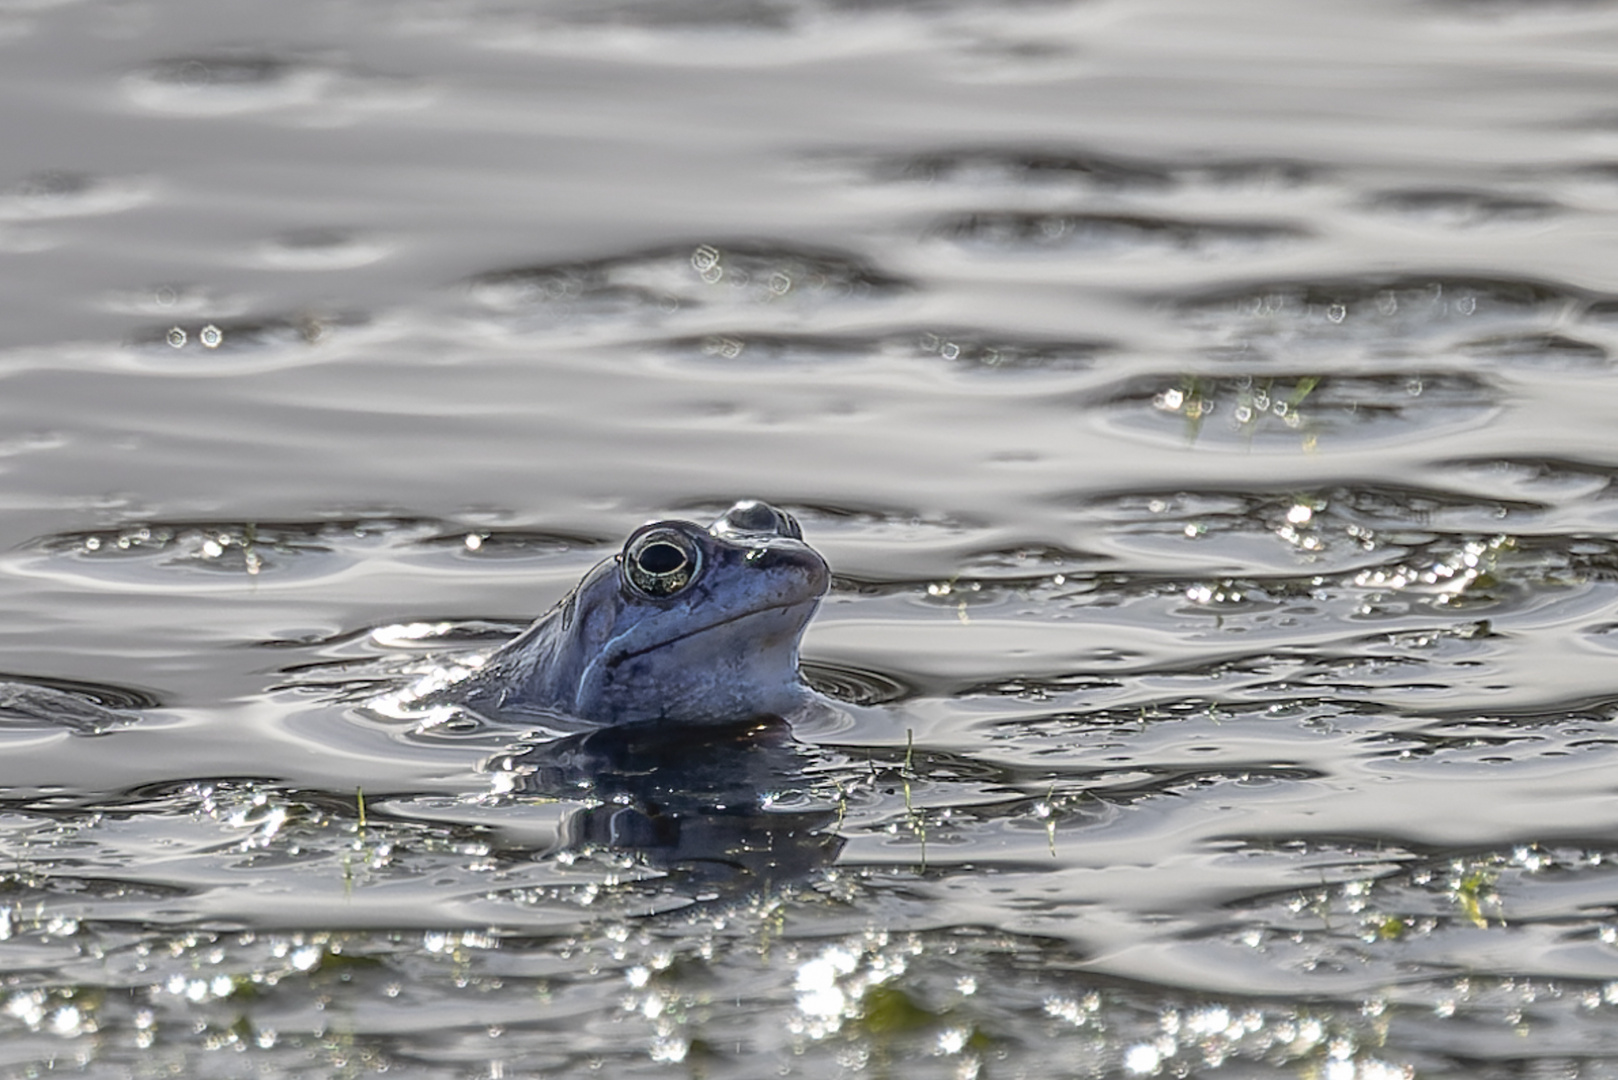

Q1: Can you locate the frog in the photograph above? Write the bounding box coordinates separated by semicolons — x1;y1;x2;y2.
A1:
447;500;830;727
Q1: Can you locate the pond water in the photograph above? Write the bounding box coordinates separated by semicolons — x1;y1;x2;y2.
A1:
3;0;1618;1075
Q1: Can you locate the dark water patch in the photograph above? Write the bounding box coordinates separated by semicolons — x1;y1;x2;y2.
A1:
1437;456;1618;505
126;54;317;114
414;527;609;560
1364;188;1563;227
534;0;797;32
1587;297;1618;327
655;327;1106;372
1458;332;1609;369
865;146;1318;194
1582;618;1618;649
0;870;194;910
256;227;389;271
140;55;294;88
1171;275;1595;358
1362;713;1608;766
0;171;150;222
1091;370;1499;450
464;240;908;337
957;541;1101;580
25;517;437;583
652;331;871;365
420;0;1087;64
0;676;156;735
933;209;1304;255
124;311;368;360
906;328;1105;371
124;52;424;118
1173;158;1321;190
871;145;1173;190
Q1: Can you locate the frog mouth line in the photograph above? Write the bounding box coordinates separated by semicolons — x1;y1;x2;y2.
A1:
605;598;816;668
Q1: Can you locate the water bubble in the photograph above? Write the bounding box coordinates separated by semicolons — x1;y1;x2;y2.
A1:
702;335;744;359
1327;303;1346;323
691;244;721;274
649;1035;689;1064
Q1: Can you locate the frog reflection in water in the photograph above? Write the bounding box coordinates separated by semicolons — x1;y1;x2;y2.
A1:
450;500;831;727
492;716;845;897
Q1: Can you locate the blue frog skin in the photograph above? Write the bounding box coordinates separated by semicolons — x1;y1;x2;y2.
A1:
449;500;830;726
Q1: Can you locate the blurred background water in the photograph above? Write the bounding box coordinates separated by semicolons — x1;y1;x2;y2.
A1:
3;0;1618;1075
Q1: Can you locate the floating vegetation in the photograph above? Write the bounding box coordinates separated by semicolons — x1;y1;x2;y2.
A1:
1099;370;1497;450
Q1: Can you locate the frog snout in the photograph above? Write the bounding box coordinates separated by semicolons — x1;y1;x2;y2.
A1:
745;543;830;594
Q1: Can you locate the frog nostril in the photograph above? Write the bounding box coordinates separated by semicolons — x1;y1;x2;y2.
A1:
718;500;802;539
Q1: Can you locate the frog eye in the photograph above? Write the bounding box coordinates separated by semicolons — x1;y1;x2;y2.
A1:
623;527;702;599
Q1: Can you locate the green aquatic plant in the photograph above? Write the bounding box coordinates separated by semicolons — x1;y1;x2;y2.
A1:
1154;373;1324;448
903;728;926;872
1452;864;1501;930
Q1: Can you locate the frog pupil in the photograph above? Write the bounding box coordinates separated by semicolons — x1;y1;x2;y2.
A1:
638;542;686;575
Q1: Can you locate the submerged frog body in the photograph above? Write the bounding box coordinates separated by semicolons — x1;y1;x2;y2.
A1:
451;500;829;726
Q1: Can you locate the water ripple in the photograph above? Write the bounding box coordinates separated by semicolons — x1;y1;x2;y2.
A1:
464;240;907;338
934;209;1304;255
123;52;429;120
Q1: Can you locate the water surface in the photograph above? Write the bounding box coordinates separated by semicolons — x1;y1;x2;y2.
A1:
3;0;1618;1075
